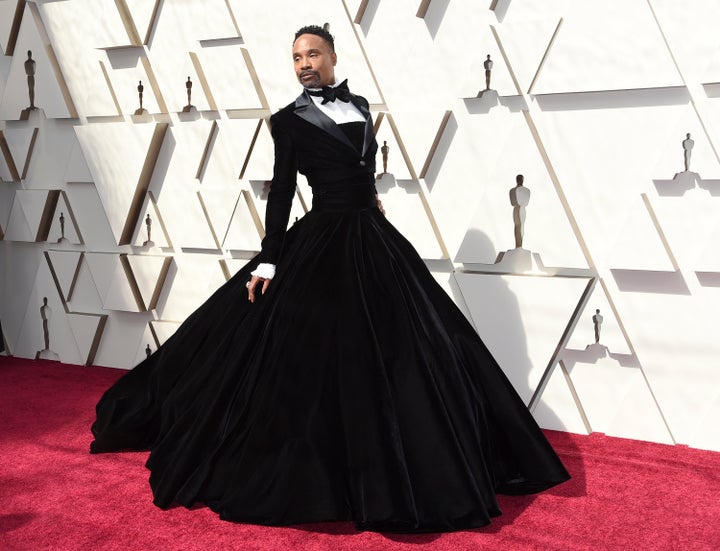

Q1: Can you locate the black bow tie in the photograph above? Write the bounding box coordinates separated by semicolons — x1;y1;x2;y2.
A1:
307;79;351;104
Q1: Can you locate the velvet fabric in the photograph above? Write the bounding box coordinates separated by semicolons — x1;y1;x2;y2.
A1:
90;90;569;533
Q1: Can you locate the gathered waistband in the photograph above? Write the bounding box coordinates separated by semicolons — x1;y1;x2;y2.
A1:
311;184;376;212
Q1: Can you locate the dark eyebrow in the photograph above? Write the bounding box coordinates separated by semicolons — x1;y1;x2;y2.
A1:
293;48;323;57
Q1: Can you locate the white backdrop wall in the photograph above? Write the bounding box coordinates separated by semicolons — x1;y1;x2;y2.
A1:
1;0;719;451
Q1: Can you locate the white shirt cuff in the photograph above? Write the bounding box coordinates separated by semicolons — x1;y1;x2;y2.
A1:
251;263;275;279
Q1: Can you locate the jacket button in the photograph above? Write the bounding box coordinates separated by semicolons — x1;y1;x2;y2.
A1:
359;160;366;166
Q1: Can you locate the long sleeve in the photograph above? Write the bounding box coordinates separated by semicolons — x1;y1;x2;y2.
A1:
257;114;297;265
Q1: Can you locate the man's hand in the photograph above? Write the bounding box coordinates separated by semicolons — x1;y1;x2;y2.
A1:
247;275;271;303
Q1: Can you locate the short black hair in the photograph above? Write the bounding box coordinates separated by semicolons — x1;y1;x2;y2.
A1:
294;25;335;51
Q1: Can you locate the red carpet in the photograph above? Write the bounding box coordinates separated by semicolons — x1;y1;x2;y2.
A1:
1;356;718;550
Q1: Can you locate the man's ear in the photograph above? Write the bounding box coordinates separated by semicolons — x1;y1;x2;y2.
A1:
331;52;337;66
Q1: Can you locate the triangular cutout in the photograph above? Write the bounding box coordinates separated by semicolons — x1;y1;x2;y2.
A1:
1;126;37;180
561;353;674;444
0;1;23;56
564;281;633;355
375;175;444;259
131;194;171;249
194;44;263;110
124;254;173;311
13;260;82;364
123;0;161;45
84;252;122;306
67;312;107;366
102;256;143;312
3;190;34;242
531;4;681;94
46;191;83;245
63;138;94;183
237;120;272;181
493;15;562;93
133;323;158;366
531;362;589;434
373;113;416;180
219;189;263;251
201;119;259;183
455;272;592;405
0;2;76;119
74;122;168;244
45;250;83;302
15;189;57;241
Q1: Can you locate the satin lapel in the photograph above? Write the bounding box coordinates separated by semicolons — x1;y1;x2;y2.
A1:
293;92;356;151
351;96;375;158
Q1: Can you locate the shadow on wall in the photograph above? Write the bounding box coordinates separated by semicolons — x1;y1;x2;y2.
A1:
421;0;450;39
454;230;585;495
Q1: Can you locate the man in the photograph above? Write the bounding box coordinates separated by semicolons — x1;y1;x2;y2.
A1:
90;27;569;530
247;25;380;302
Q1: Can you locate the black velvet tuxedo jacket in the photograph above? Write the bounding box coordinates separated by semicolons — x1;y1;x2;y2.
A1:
258;90;378;264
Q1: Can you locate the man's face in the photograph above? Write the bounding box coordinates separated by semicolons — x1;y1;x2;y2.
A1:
293;33;337;88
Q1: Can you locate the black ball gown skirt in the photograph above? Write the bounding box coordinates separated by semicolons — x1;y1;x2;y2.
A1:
90;184;569;533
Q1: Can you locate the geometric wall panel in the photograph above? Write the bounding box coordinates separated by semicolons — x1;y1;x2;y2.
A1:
83;252;122;310
46;192;83;245
131;196;171;249
3;0;720;452
36;0;126;118
102;255;143;312
561;350;674;444
221;258;251;280
531;2;682;94
194;45;263;111
67;312;107;366
493;14;563;94
13;259;82;364
65;256;106;315
45;250;82;301
454;119;587;269
9;189;56;242
63;139;94;183
150;121;217;250
64;183;118;251
605;196;678;272
0;1;21;57
92;310;153;370
532;364;589;435
0;242;42;355
4;194;35;242
149;320;182;347
102;47;164;115
376;175;444;259
154;254;226;322
0;182;20;238
123;254;172;311
0;2;76;120
564;283;632;355
21;119;87;191
134;323;157;367
649;0;720;84
202;188;260;251
649;192;720;271
202;119;261;183
75;122;168;245
373;117;415;180
0;125;36;180
455;272;591;405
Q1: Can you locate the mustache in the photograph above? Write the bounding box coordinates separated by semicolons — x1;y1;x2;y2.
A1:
299;70;319;79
